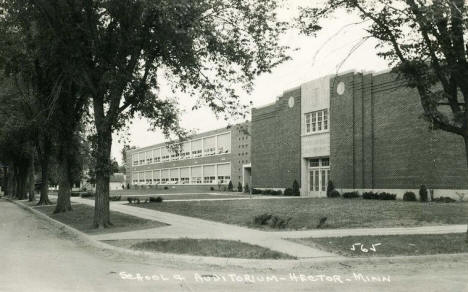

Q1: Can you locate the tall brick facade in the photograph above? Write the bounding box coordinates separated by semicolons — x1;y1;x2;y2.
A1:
330;71;468;191
251;87;302;189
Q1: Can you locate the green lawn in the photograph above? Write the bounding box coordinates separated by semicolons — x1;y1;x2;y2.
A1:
103;238;294;259
133;197;468;231
290;233;468;257
34;204;167;234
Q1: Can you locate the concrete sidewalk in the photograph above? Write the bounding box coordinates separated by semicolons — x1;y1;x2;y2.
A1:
72;197;337;258
71;197;467;259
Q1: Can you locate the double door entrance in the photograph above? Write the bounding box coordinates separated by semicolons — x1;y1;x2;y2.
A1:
308;158;330;197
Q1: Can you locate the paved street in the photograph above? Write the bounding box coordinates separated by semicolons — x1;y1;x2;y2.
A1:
1;199;468;292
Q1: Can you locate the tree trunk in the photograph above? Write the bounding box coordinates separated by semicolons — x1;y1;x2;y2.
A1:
93;127;112;228
15;165;28;200
18;167;28;200
36;138;52;205
464;135;468;243
2;166;8;197
28;148;35;202
54;151;72;213
14;167;20;199
7;162;15;198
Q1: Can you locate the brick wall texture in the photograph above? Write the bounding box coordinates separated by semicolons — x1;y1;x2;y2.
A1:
251;88;302;189
330;71;468;190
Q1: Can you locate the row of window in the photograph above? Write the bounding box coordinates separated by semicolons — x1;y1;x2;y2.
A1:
132;163;232;185
132;132;231;166
305;109;329;134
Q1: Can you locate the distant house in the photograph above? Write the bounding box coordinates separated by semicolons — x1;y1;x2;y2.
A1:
109;173;126;190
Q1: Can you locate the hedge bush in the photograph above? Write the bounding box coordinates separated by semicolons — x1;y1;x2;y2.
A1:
109;196;121;201
403;192;417;201
342;191;360;198
328;189;340;198
283;188;294;196
253;213;291;229
363;191;396;200
292;180;300;196
432;196;456;203
149;196;163;203
80;192;95;198
251;189;283;196
419;185;428;202
252;188;262;194
379;192;397;200
362;191;378;200
326;180;335;197
253;213;272;225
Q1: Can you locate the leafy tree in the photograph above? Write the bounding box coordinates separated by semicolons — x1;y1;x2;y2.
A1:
297;0;468;240
3;0;289;227
67;0;290;228
237;182;243;192
326;180;335;198
0;77;35;200
244;183;250;193
1;0;91;210
292;179;300;196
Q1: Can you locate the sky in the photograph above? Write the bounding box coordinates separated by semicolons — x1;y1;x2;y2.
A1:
111;1;391;163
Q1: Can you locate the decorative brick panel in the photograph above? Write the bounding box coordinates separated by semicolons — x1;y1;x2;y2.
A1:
330;71;468;190
251;88;301;189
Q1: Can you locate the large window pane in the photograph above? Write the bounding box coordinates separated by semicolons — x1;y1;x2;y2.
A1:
191;166;202;184
191;139;202;158
217;163;231;184
161;169;170;184
161;147;170;162
203;136;216;156
153;148;161;163
217;133;231;154
181;142;191;160
203;165;216;184
153;170;161;184
180;167;190;184
170;168;179;184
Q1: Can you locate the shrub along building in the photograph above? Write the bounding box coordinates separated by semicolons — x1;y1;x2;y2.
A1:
127;123;251;191
251;70;468;198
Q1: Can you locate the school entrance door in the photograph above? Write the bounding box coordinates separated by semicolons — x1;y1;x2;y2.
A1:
308;157;329;197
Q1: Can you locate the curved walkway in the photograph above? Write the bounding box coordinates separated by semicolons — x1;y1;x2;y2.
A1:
71;197;467;259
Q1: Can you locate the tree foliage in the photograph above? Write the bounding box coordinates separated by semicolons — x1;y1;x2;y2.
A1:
299;0;467;138
1;0;290;227
74;0;290;227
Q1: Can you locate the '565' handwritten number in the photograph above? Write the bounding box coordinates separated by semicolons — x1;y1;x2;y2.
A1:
350;243;381;253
